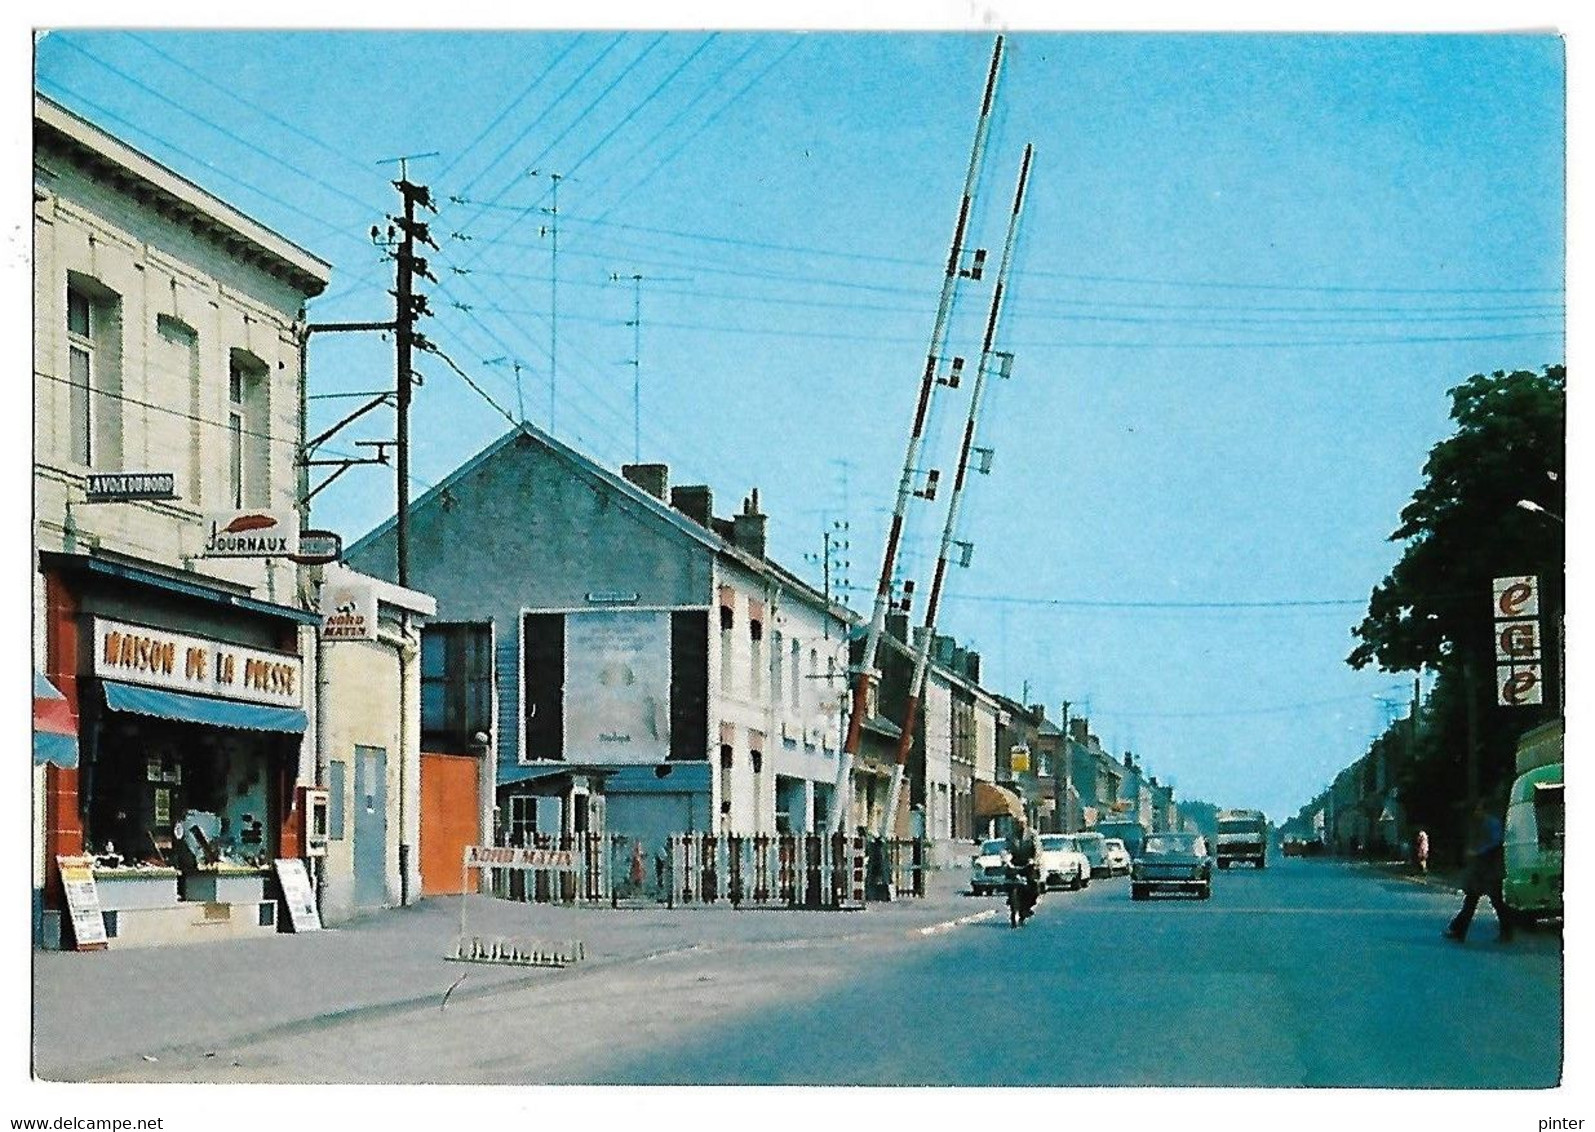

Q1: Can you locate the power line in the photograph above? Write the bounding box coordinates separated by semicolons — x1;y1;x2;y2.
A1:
1087;691;1387;720
434;33;590;188
49;37;381;218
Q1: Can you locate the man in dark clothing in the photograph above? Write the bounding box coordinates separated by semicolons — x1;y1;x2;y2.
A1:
1445;800;1513;943
1004;815;1041;921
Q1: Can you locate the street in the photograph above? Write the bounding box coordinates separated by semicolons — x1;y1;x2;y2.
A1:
55;858;1561;1088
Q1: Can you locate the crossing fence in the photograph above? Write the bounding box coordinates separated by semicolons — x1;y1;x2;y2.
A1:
484;831;928;909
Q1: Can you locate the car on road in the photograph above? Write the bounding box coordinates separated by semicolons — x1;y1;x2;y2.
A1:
1069;831;1112;878
1103;838;1132;875
1131;831;1214;901
1038;834;1090;890
971;838;1011;896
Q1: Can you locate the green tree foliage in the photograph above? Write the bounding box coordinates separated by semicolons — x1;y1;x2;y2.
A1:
1349;365;1565;677
1348;365;1564;820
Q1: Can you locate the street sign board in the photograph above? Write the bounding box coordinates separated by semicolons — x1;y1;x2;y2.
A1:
320;575;378;641
291;529;343;565
85;472;177;503
274;858;322;932
202;511;300;558
57;856;108;949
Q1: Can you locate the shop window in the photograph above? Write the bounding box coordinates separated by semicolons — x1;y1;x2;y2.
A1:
328;759;346;840
421;621;494;752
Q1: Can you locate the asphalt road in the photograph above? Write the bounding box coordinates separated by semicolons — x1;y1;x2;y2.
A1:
94;857;1562;1087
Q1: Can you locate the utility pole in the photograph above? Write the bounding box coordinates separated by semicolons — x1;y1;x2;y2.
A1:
830;36;1005;835
880;143;1033;844
391;173;438;589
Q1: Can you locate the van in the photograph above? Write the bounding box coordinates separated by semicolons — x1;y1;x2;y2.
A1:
1504;761;1563;920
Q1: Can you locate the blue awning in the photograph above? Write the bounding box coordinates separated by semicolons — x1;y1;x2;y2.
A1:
103;681;307;734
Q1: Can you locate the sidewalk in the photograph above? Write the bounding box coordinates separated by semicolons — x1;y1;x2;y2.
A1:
33;865;980;1081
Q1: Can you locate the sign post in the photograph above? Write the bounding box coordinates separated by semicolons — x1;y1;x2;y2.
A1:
1492;575;1544;706
274;858;322;932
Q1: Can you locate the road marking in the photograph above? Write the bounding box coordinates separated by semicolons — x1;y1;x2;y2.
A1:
917;909;999;936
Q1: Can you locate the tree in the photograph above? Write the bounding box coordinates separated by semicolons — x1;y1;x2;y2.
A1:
1349;365;1564;680
1348;365;1564;814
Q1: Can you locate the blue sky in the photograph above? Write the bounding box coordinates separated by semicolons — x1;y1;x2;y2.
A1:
31;27;1566;820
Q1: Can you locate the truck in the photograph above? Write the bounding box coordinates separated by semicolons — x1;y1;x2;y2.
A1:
1214;808;1268;869
1504;719;1563;921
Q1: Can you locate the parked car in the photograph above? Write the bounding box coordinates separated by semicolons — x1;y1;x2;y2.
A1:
1102;838;1132;876
971;838;1011;896
1038;834;1090;890
1131;831;1214;901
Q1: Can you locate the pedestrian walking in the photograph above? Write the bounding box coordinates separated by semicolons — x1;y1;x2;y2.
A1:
1444;801;1512;943
1415;828;1429;875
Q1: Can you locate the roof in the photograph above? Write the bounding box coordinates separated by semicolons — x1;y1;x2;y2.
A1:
40;549;322;626
35;94;330;298
324;564;436;618
346;421;849;620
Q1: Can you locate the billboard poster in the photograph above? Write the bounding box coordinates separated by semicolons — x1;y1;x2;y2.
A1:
563;609;671;763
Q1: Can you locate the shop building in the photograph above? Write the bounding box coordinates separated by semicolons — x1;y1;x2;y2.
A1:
314;566;437;921
343;424;853;857
32;94;330;947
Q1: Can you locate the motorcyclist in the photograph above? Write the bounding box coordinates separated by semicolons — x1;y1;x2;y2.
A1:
1004;814;1042;922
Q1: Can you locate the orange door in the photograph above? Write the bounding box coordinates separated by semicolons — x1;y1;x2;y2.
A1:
420;752;481;895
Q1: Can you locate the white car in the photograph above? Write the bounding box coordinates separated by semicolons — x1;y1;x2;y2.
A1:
970;838;1010;896
1103;837;1132;876
1039;834;1091;890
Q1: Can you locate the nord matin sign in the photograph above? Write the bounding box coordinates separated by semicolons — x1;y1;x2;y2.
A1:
92;617;303;707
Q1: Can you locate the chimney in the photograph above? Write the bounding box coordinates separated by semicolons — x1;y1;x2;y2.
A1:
671;484;713;528
951;646;967;675
1069;718;1089;743
933;634;957;666
1123;752;1135;769
731;489;766;558
965;651;980;683
1029;703;1046;719
621;462;669;502
1150;776;1159;788
887;612;909;641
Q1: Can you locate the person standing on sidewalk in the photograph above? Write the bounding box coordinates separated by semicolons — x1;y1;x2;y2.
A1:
1415;828;1429;875
1444;801;1512;943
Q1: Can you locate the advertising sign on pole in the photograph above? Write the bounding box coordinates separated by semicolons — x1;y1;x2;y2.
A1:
1492;575;1544;707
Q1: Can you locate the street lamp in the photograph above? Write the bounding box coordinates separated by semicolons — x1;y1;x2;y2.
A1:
1516;499;1564;523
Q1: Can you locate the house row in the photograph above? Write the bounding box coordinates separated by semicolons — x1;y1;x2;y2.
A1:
30;93;1192;950
30;94;440;948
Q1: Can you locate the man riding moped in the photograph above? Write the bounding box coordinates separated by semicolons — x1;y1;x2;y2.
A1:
1004;814;1042;927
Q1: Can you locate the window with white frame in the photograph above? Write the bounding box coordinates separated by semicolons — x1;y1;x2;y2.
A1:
65;281;121;468
66;286;94;465
748;612;764;700
227;351;270;508
771;630;784;706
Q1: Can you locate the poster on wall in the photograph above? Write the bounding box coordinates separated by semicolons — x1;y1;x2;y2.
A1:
563;609;671;763
56;856;108;949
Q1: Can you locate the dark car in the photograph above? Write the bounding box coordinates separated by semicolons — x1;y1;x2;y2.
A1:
1130;831;1213;901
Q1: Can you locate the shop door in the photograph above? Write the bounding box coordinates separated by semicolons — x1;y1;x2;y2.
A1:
353;745;388;908
420;752;481;896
